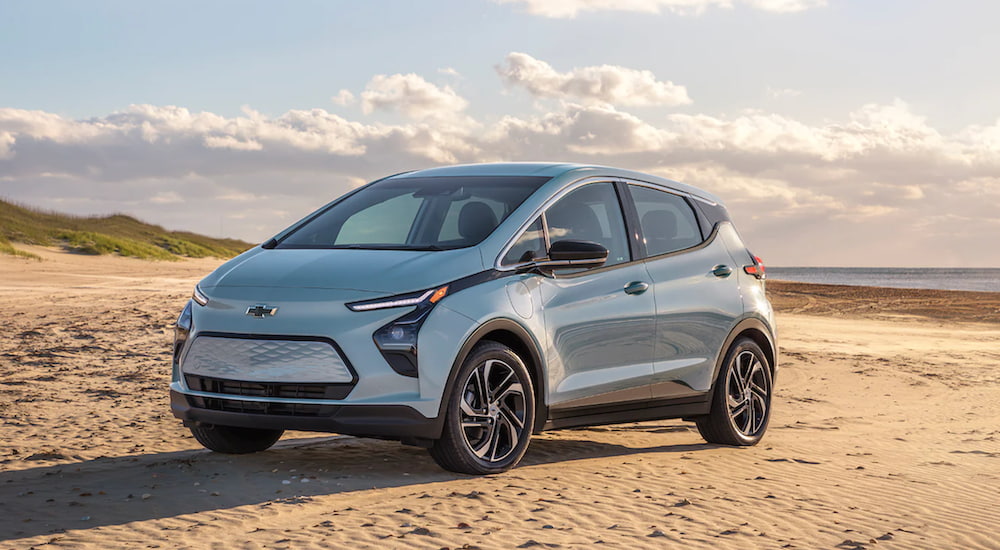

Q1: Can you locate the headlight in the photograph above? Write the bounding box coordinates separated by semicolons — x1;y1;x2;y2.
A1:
192;285;209;306
346;285;448;312
176;300;193;331
173;300;194;372
347;285;450;378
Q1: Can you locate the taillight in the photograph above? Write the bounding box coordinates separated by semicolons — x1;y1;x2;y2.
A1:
743;255;765;279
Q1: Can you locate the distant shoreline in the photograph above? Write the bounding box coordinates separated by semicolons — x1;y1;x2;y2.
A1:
767;279;1000;324
768;266;1000;293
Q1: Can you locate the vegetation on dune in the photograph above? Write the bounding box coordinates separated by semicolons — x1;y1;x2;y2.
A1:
58;231;180;261
0;236;41;260
0;199;254;260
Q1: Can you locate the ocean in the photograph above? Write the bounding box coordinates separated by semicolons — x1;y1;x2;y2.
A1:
767;267;1000;293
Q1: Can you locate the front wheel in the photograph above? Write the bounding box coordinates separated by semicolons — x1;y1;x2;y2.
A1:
696;337;773;446
429;341;535;475
189;424;284;454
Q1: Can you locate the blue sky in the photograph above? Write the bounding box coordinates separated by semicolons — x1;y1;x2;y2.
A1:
2;0;999;266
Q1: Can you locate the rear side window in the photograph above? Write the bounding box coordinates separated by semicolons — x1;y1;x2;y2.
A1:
692;199;731;236
629;185;703;256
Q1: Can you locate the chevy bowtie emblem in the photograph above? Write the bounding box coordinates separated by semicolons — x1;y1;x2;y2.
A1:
246;304;278;318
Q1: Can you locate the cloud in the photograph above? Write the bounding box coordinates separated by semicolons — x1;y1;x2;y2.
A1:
766;86;802;99
476;100;1000;265
495;0;826;18
359;73;469;120
0;131;14;159
330;90;355;106
496;52;692;107
2;95;1000;266
149;191;184;204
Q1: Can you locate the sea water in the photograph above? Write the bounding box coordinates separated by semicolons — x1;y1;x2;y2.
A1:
767;267;1000;293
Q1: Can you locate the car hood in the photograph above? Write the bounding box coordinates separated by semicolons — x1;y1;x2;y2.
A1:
200;246;485;293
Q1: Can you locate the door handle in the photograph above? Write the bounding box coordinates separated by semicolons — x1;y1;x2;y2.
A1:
711;264;733;278
623;281;650;295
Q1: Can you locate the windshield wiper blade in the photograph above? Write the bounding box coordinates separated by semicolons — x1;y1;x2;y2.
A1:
325;244;453;251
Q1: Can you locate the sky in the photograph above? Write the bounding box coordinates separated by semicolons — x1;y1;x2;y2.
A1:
1;0;999;267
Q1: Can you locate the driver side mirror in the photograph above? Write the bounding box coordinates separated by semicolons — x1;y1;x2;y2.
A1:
532;239;608;272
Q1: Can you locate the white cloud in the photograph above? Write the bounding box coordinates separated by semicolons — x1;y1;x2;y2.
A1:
0;131;14;159
331;89;355;106
766;86;802;99
203;135;263;151
497;52;692;107
359;73;469;120
744;0;826;13
149;191;184;204
2;95;1000;266
495;0;826;18
438;67;461;77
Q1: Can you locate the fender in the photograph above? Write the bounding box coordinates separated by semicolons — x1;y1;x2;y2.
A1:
705;316;778;403
436;317;549;434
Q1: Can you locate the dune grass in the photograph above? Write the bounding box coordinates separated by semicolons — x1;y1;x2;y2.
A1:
0;199;253;260
0;236;41;260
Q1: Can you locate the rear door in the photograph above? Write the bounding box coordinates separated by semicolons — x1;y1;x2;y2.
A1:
625;183;744;398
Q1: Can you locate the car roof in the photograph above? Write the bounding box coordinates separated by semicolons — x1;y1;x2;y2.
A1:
394;162;722;204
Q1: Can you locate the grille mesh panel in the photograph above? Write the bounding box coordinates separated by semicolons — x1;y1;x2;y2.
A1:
182;336;353;383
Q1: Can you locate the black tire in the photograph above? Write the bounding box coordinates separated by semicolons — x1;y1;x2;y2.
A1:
189;424;284;454
429;341;535;475
696;337;773;446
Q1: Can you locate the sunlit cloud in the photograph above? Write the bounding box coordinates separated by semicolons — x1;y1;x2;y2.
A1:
2;85;999;266
358;73;469;121
495;0;826;18
497;52;692;107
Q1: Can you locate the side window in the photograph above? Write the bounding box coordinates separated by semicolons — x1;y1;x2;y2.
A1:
545;183;630;267
501;217;545;265
629;185;703;256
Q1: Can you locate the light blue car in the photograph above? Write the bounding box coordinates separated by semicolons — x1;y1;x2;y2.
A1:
171;163;776;474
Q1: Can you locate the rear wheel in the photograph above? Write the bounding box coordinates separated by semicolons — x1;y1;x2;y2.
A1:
189;424;284;454
696;337;772;446
429;341;535;475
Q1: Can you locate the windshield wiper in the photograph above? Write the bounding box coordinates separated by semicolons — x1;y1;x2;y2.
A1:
325;244;454;251
398;245;452;251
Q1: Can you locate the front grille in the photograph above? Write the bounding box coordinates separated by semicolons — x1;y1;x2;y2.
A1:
181;335;354;384
185;375;353;400
186;394;339;417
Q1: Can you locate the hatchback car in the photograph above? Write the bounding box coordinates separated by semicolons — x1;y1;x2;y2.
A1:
171;163;776;474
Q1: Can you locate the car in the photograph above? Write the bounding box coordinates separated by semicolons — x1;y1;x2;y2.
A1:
170;162;777;474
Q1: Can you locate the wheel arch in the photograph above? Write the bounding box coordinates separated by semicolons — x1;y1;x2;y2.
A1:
710;317;778;393
438;318;549;434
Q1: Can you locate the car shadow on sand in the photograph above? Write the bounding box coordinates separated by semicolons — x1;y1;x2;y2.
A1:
0;423;717;541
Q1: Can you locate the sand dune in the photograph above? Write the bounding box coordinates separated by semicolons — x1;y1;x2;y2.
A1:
2;249;998;549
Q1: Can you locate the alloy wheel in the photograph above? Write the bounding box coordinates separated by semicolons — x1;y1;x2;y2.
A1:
458;358;527;463
726;350;770;437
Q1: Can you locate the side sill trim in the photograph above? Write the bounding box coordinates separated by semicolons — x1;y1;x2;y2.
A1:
542;395;710;431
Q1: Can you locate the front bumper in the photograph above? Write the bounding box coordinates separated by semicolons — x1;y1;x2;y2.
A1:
171;389;443;442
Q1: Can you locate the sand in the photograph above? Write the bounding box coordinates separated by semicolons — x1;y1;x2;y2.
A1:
1;248;999;549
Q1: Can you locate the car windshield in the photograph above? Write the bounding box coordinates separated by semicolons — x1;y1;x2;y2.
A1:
277;176;550;250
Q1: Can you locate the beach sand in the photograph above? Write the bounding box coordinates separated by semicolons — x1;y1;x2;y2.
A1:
2;248;998;549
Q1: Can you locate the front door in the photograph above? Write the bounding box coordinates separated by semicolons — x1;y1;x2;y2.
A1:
536;182;656;410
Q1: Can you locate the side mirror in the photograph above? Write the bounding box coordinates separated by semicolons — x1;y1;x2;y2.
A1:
541;239;609;270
